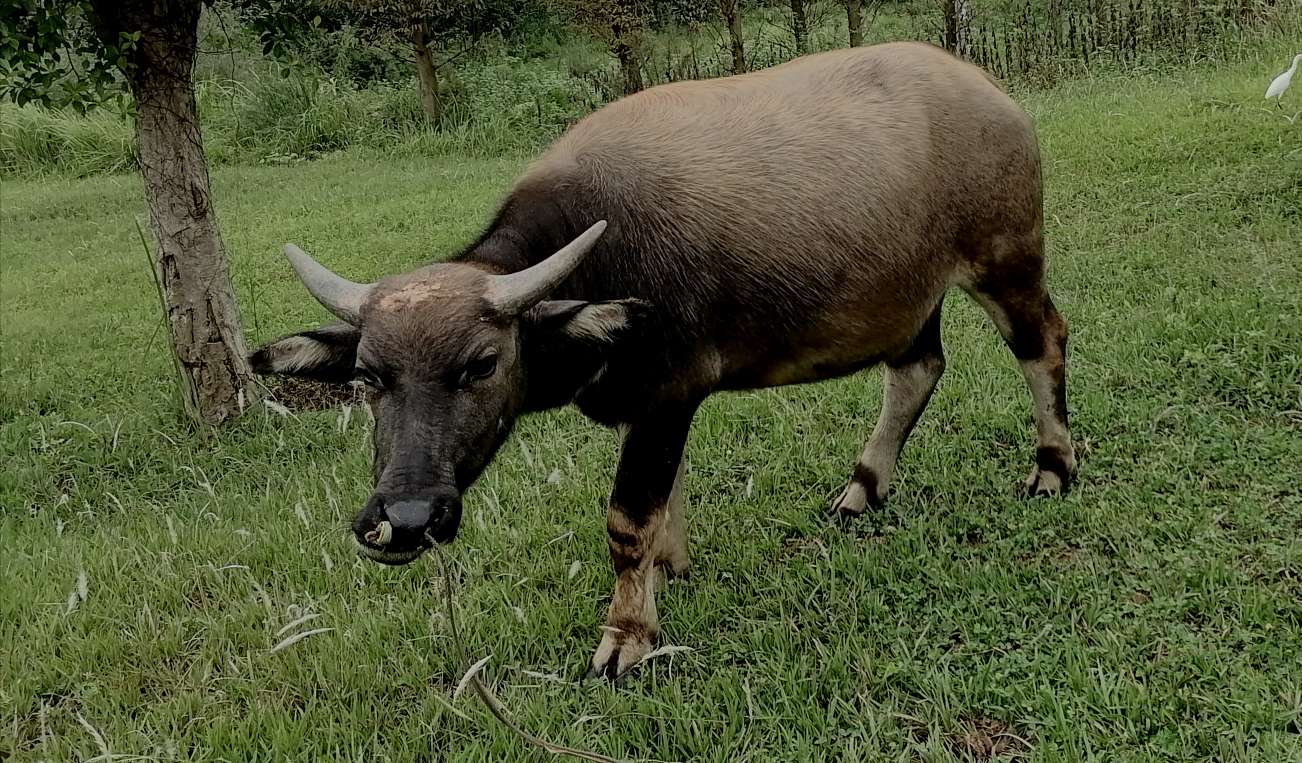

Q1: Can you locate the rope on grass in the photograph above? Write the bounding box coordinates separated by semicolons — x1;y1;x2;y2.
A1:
425;533;627;763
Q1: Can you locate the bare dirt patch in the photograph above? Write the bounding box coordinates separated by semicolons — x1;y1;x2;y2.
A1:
944;715;1032;761
261;377;368;412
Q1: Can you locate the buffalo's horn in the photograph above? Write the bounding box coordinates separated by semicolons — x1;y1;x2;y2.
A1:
485;220;608;315
282;244;374;326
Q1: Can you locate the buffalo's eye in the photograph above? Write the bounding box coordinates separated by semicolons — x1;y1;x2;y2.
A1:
354;367;385;390
458;353;498;388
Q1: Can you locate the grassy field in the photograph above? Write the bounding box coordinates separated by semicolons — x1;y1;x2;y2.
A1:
3;47;1302;762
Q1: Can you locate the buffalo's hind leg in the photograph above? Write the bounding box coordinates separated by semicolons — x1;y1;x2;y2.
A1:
964;236;1077;496
831;303;946;518
660;458;690;579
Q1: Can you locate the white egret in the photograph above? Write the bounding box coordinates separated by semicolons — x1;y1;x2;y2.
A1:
1265;54;1302;104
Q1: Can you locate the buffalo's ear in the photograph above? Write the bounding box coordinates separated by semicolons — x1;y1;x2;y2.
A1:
519;299;649;411
249;323;360;384
526;299;648;346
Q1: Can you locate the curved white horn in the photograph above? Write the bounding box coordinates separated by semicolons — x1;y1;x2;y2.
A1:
283;244;374;325
485;220;608;315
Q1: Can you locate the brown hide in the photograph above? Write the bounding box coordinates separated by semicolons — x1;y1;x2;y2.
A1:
493;41;1041;392
252;41;1062;571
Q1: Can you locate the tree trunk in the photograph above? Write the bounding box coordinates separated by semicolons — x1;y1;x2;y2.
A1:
411;21;443;124
846;0;864;46
942;0;972;57
95;0;255;425
610;16;644;95
613;39;643;95
955;0;971;58
720;0;746;74
790;0;809;55
943;0;956;51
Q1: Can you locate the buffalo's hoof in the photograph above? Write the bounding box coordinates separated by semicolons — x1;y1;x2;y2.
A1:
1023;465;1072;497
1025;446;1076;498
584;627;653;683
827;480;886;524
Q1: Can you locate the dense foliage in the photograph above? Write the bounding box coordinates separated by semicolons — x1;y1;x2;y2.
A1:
2;0;1297;176
0;0;133;111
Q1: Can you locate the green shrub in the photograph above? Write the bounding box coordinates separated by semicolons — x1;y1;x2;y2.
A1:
446;56;600;143
0;102;137;177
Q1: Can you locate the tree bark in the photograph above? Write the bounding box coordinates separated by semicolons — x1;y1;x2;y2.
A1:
94;0;255;425
790;0;809;55
411;20;443;124
955;0;971;58
846;0;863;47
612;39;643;95
942;0;972;57
610;14;643;95
720;0;745;74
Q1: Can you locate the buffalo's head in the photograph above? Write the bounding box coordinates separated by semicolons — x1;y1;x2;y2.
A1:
251;222;639;564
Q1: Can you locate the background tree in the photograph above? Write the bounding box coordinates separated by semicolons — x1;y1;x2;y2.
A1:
941;0;971;58
719;0;745;74
790;0;809;55
845;0;863;46
299;0;517;124
563;0;648;95
2;0;256;425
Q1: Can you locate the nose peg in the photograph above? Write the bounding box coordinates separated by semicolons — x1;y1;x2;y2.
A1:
364;521;393;546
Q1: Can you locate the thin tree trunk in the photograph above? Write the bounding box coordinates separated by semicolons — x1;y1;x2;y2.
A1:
720;0;745;74
955;0;972;58
943;0;956;51
610;16;643;95
95;0;255;425
790;0;809;55
613;38;643;95
411;21;443;124
846;0;864;46
943;0;972;57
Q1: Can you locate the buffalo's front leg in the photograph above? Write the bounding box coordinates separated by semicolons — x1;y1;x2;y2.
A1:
587;402;697;681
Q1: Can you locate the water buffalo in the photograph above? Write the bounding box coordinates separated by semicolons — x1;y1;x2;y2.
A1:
251;41;1077;680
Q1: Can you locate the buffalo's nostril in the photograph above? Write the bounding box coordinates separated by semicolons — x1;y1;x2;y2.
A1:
384;500;434;536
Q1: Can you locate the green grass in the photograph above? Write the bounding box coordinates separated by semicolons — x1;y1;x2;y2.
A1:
3;48;1302;762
